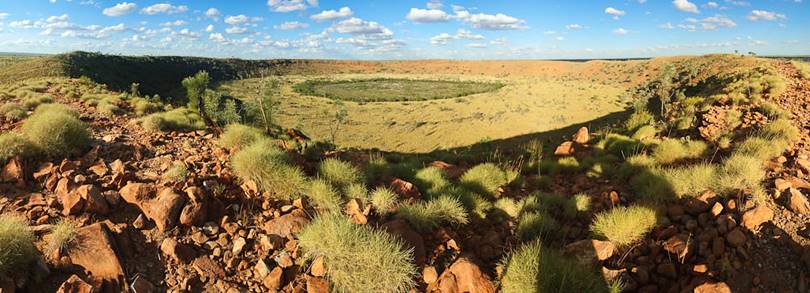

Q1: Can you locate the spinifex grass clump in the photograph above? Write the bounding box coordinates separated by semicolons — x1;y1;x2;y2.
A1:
318;158;363;188
163;162;189;182
230;139;306;200
33;103;79;118
46;219;78;254
0;214;38;278
651;138;708;165
0;133;39;163
21;105;90;157
297;214;416;293
459;163;515;197
500;241;609;293
395;196;469;232
591;205;657;248
305;179;343;212
218;123;265;149
369;187;398;214
0;103;27;121
141;108;205;132
515;210;558;241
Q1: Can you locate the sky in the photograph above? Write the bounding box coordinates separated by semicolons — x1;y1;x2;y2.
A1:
0;0;807;60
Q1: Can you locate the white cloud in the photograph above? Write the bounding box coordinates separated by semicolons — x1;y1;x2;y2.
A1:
659;22;675;29
406;8;450;23
225;26;248;34
141;3;189;15
427;0;443;9
0;13;8;21
747;10;786;21
613;28;628;35
605;7;625;17
103;2;137;17
276;21;310;30
47;14;69;22
310;7;353;21
205;24;214;32
61;30;77;37
682;15;736;30
566;24;583;30
9;20;35;29
209;32;225;42
267;0;317;13
457;11;527;30
429;28;484;45
489;37;506;45
706;2;719;8
177;28;199;39
205;8;221;19
225;15;263;25
160;20;186;27
465;43;486;49
673;0;700;13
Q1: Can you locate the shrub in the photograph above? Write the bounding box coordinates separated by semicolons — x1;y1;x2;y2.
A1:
758;101;788;119
395;196;469;232
631;125;657;141
792;60;810;79
370;187;398;214
760;119;799;143
716;154;765;194
319;158;362;188
163;162;189;182
494;197;522;218
652;138;707;164
736;137;785;161
343;183;368;200
23;94;53;109
141;108;205;132
46;219;77;254
601;134;644;158
218;123;264;149
297;214;416;293
515;210;558;241
460;163;513;197
0;214;37;277
625;110;654;132
573;193;591;213
500;241;608;293
130;97;162;116
0;133;39;163
725;109;742;129
97;100;121;116
0;103;27;121
22;111;90;157
414;167;451;198
591;205;657;247
305;179;343;212
33;103;79;118
230;139;306;200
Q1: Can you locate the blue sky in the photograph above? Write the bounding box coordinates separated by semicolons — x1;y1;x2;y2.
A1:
0;0;806;59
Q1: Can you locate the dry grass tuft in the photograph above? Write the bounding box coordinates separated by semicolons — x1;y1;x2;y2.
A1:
395;196;469;232
0;214;37;277
500;241;608;293
319;158;363;189
591;205;657;247
218;123;265;149
230;139;306;200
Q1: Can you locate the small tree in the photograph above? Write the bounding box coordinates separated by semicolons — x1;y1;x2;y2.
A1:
255;76;282;133
182;71;218;132
130;82;140;98
326;100;348;144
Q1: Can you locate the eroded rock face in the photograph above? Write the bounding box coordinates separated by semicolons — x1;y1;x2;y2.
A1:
66;223;126;292
431;256;496;293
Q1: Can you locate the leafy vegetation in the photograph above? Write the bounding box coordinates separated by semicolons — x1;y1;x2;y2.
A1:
297;214;416;293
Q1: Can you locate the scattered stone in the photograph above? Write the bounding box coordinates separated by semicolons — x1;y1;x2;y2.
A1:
1;157;25;188
60;189;86;216
56;275;94;293
797;158;810;174
264;209;309;238
564;239;615;265
75;185;109;215
423;266;438;284
554;141;575;156
262;267;283;290
276;252;293;268
788;188;810;215
306;276;328;293
130;275;155;293
310;256;325;277
382;219;426;266
741;205;774;230
573;127;590;144
726;228;747;247
255;259;271;278
710;202;724;217
345;198;368;224
192;256;225;279
694;281;732;293
67;223;126;291
232;237;246;255
120;183;186;232
775;178;792;192
432;256;496;293
88;160;108;177
132;214;148;230
389;178;421;201
160;238;196;264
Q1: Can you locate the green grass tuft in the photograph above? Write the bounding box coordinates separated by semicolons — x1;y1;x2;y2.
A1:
370;187;398;214
414;167;451;198
651;138;708;164
297;213;416;293
515;210;558;241
230;139;306;200
32;103;79;118
395;196;469;232
500;241;608;293
0;133;39;163
305;178;343;212
591;205;657;247
624;110;653;132
0;214;37;278
631;125;657;141
22;110;90;157
460;163;514;197
0;103;27;121
141;108;205;132
46;219;78;254
218;123;265;149
716;154;765;194
163;162;189;182
319;158;363;189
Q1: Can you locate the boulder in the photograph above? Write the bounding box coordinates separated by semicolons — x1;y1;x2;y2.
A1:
564;239;615;265
1;156;25;188
788;188;810;215
262;267;284;290
119;183;186;232
389;178;421;201
192;256;225;279
306;276;329;293
725;228;747;247
694;281;732;293
554;141;575;156
74;185;109;215
60;190;86;216
56;275;95;293
573;127;590;144
382;219;426;266
264;209;309;239
432;256;496;293
741;205;774;230
160;238;196;264
66;223;126;292
663;234;691;260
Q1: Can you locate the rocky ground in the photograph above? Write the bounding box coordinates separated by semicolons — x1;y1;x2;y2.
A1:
1;59;810;293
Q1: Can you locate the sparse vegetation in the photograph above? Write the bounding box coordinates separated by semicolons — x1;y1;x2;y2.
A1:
0;133;39;162
305;178;343;212
591;205;657;247
163;162;189;182
46;219;78;254
230;139;306;200
141;108;205;132
294;78;504;102
500;241;608;293
297;214;416;293
0;214;37;278
459;163;515;197
318;158;362;189
21;107;90;157
369;187;398;214
218;123;265;149
395;196;469;232
0;103;27;121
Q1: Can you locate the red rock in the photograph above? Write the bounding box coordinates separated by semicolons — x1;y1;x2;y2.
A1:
59;160;77;173
725;228;747;247
774;178;792;192
56;178;76;197
788;188;810;215
692;264;709;274
88;160;108;177
56;275;94;293
33;162;54;180
710;202;724;216
423;266;438;284
656;263;677;279
554;141;575;156
130;276;154;293
74;185;109;215
684;191;718;215
179;202;206;227
160;238;196;264
432;256;496;293
389;178;421;201
345;198;368;224
694;281;732;293
67;223;126;291
310;256;326;277
430;161;465;179
264;209;309;238
119;183;186;232
306;276;329;293
60;189;86;216
796;158;810;174
564;239;615;265
382;219;426;266
192;256;225;278
741;205;774;230
1;156;25;188
573;127;590;144
663;234;690;260
263;267;284;290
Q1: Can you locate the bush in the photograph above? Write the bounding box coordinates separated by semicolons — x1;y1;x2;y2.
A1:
163;162;189;182
0;103;27;121
230;139;306;200
0;214;37;278
297;214;416;293
494;197;522;218
500;241;608;293
319;158;362;189
218;123;264;149
97;100;121;116
305;179;343;212
652;138;707;164
23;94;53;109
736;137;785;161
760;119;799;144
141;108;206;133
591;205;657;247
414;167;451;198
600;134;644;158
631;125;657;141
46;219;77;254
0;133;39;163
716;154;765;194
130;97;162;116
460;163;514;197
343;182;368;200
625;110;653;132
758;101;788;119
556;157;580;173
22;111;90;157
573;193;591;213
370;187;398;214
395;196;469;232
515;210;557;241
33;103;79;118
